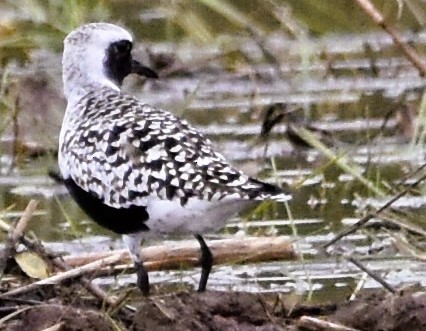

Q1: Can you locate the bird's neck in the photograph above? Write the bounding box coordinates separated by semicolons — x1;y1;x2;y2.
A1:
64;76;120;107
62;56;120;105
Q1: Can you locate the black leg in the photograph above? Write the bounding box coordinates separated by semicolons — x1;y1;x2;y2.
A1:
122;234;150;295
135;261;150;296
195;234;213;292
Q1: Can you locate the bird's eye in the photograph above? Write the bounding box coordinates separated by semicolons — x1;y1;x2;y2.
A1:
114;40;132;55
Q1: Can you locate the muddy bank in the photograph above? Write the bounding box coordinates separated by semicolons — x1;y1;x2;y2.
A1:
3;287;426;331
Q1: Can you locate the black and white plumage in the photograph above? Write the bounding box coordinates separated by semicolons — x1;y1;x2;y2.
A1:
59;23;291;295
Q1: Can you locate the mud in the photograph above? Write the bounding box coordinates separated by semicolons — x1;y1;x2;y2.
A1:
331;288;426;331
3;286;426;331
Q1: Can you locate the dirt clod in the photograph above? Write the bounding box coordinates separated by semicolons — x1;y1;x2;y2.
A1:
132;291;289;331
331;289;426;331
8;304;113;331
3;288;426;330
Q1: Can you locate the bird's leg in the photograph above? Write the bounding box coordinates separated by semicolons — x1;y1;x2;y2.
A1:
135;261;150;296
122;233;149;296
195;234;213;292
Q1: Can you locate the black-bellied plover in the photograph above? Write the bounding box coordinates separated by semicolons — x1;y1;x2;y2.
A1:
59;22;291;295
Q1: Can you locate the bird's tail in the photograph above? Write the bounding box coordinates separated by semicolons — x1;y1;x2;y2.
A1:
248;178;292;202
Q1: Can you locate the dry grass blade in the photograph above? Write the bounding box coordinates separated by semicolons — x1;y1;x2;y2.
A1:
298;315;361;331
353;0;426;76
346;257;396;294
290;126;384;196
197;0;263;32
404;0;426;25
323;170;426;248
39;322;64;331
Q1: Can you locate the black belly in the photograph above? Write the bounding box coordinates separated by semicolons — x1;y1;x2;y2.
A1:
63;177;149;234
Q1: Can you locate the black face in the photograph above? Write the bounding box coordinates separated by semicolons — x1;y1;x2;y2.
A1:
104;39;158;86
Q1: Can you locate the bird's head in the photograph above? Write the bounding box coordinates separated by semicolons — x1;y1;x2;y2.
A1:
62;23;157;101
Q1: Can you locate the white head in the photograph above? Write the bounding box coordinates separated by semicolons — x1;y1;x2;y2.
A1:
62;23;157;102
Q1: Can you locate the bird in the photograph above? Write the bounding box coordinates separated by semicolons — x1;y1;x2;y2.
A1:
59;22;291;295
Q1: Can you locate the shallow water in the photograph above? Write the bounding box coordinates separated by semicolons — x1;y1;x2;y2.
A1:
1;1;426;302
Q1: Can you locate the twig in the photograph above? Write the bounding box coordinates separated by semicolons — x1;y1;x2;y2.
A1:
353;0;426;76
63;236;297;269
298;315;360;331
0;208;119;307
0;306;33;327
0;296;43;305
346;257;396;294
49;257;119;306
0;253;124;298
395;162;426;191
323;172;426;248
0;200;39;276
11;200;38;242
